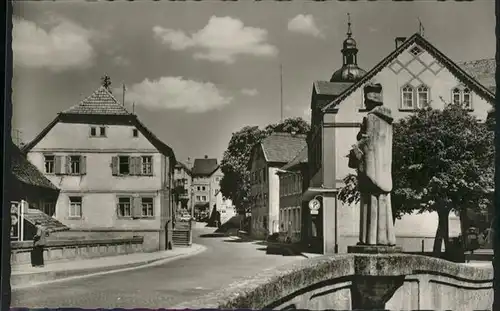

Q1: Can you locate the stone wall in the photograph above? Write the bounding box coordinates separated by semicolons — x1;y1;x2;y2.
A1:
174;254;493;310
11;236;144;265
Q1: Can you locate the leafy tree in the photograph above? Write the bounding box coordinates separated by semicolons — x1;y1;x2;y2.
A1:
220;117;310;215
338;103;493;253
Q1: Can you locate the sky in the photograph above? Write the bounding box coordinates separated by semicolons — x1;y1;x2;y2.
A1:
11;1;495;163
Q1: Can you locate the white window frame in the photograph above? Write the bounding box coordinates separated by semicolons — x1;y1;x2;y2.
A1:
44;155;55;174
141;197;154;217
141;156;153;175
202;195;207;201
416;85;430;109
401;85;415;109
117;197;132;218
69;196;82;218
70;155;81;174
451;86;473;109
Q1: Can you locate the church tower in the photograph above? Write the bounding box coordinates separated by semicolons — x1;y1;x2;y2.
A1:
330;14;367;83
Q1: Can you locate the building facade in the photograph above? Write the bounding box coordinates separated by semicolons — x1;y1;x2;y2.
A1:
191;156;222;219
173;161;192;216
22;85;177;251
304;27;495;254
277;146;308;244
248;132;307;239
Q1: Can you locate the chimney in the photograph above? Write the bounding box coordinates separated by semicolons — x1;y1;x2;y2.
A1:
395;37;406;49
204;155;208;159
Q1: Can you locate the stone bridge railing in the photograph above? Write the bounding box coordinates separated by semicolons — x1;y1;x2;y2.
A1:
174;254;493;310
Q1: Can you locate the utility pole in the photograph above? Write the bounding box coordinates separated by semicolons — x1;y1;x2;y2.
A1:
122;83;126;106
280;63;284;122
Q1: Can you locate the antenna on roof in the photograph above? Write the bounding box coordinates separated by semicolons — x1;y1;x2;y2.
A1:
418;18;425;37
132;102;135;114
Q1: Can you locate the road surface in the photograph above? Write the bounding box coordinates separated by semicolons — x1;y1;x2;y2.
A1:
12;226;306;308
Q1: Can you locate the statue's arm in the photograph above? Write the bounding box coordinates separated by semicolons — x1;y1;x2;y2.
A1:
356;117;368;141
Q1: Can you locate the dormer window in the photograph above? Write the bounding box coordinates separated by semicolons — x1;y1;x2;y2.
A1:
401;85;415;109
417;85;430;108
451;86;473;109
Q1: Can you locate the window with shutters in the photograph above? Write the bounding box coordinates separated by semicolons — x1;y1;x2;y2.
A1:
141;156;153;175
44;155;55;174
70;156;81;174
69;196;82;218
141;197;154;217
117;197;132;217
119;156;130;175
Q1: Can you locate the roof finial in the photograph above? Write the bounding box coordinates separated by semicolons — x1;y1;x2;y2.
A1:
347;13;352;38
101;74;112;93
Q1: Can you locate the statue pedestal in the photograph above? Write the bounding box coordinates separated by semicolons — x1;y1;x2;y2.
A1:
347;244;402;254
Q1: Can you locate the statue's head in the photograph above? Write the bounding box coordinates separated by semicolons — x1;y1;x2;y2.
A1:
363;83;383;110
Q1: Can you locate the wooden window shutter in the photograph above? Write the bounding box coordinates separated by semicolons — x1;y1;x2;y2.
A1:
129;157;136;175
136;157;142;175
149;157;154;175
133;157;141;175
54;156;62;175
111;156;119;175
80;156;87;175
132;196;142;218
65;156;71;174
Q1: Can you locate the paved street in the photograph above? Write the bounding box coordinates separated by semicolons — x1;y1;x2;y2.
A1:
12;227;307;308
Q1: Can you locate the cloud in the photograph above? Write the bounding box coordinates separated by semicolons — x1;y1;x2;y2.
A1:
241;88;259;96
125;77;233;113
287;14;324;38
13;18;95;72
113;55;131;67
153;16;278;64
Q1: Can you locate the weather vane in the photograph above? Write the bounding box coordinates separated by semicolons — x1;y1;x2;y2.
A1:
347;13;352;37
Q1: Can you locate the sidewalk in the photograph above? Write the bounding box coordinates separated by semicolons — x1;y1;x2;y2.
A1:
11;243;206;289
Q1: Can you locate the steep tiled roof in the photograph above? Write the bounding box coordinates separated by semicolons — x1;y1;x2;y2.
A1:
175;161;192;174
192;158;219;176
458;58;496;93
24;209;69;232
261;132;307;164
10;141;58;191
322;33;495;112
281;145;308;171
62;86;131;115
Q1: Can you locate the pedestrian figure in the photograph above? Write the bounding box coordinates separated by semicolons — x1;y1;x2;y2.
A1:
31;221;47;267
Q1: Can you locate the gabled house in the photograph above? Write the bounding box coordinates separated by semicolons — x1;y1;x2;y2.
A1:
8;140;68;240
304;27;495;254
248;132;307;239
276;146;308;245
191;156;223;219
22;84;177;251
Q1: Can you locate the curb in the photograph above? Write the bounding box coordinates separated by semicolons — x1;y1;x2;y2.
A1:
12;244;207;290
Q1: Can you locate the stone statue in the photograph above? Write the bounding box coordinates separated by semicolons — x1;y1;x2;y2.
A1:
348;83;397;247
